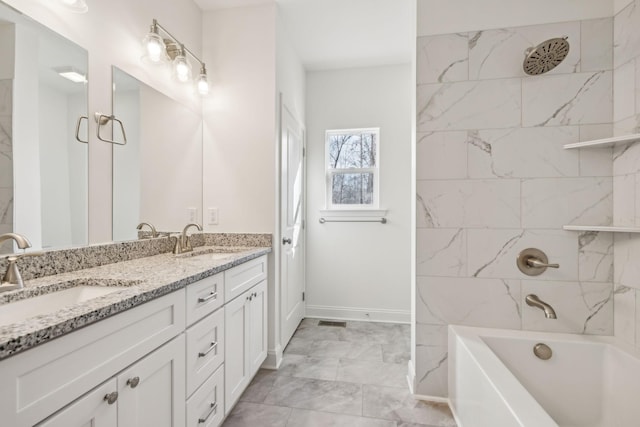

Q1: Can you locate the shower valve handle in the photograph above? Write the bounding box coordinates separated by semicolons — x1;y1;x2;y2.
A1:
527;258;559;269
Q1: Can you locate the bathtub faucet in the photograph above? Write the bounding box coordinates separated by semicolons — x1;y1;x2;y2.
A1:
525;294;557;319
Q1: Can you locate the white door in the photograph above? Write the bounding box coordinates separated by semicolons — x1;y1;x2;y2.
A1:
280;99;306;348
36;379;118;427
117;336;186;427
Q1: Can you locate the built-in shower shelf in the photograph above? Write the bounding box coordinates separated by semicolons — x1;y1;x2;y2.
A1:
563;225;640;233
563;133;640;149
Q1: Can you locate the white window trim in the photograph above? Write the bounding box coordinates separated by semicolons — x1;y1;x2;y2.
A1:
324;127;380;211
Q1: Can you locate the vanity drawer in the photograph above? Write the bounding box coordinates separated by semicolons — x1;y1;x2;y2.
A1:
0;289;185;427
186;307;225;397
186;272;224;326
186;365;224;427
224;255;267;303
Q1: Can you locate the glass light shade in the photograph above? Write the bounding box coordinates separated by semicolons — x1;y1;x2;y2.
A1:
173;55;192;83
60;0;88;13
142;32;167;64
196;73;209;95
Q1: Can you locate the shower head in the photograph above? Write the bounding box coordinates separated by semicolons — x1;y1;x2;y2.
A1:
523;37;570;76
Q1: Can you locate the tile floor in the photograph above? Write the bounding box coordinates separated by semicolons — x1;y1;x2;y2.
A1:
222;319;457;427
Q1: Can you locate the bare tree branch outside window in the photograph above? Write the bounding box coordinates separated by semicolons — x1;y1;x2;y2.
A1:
326;129;378;206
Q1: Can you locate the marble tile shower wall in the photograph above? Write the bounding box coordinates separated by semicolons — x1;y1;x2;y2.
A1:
416;19;615;397
0;79;12;254
612;0;640;351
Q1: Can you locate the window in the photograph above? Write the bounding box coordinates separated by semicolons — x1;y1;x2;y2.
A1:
325;128;379;209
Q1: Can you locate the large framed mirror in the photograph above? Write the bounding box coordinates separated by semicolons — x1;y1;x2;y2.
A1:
0;1;88;253
112;67;203;242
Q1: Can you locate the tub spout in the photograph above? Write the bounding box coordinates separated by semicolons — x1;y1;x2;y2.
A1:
525;294;557;319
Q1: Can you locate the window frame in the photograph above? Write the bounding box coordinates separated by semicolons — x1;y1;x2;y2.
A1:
324;127;380;210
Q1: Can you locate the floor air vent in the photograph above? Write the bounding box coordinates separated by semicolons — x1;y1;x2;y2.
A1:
318;320;347;327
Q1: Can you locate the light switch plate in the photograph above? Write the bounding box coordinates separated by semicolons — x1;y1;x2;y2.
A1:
208;207;219;225
187;207;197;223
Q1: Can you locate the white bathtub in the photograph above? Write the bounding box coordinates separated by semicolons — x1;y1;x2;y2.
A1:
448;325;640;427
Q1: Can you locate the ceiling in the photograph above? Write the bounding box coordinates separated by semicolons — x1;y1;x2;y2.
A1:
195;0;413;70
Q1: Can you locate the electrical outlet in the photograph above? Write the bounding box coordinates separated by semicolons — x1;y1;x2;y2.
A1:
208;207;219;225
187;207;197;223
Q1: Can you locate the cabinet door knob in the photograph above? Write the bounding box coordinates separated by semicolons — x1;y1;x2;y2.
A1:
282;237;292;245
104;391;118;405
127;376;140;388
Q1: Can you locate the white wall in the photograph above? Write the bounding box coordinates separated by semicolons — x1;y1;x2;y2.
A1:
139;84;202;231
306;64;412;323
417;0;612;36
4;0;203;244
202;4;276;234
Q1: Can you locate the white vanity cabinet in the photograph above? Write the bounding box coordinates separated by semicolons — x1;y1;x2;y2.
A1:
38;336;185;427
37;379;118;427
0;290;186;427
0;254;269;427
224;280;268;414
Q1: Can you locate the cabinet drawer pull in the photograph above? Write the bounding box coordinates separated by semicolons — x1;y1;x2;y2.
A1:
127;376;140;388
104;391;118;405
198;402;218;424
198;341;218;358
197;292;218;303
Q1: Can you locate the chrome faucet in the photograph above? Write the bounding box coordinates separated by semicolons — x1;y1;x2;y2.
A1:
136;222;158;238
526;294;557;319
173;223;202;254
0;233;42;293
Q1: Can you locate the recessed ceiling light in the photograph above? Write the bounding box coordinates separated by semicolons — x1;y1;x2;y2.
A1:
53;67;87;83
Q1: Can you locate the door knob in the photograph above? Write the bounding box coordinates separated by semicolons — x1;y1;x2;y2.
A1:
282;237;292;245
127;376;140;388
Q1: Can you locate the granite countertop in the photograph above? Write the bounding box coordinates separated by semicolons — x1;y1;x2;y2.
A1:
0;245;271;360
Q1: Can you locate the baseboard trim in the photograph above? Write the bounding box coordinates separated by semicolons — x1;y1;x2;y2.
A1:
305;305;410;324
412;393;450;404
261;344;283;370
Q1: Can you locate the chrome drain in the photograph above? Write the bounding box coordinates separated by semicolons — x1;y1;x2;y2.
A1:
533;343;552;360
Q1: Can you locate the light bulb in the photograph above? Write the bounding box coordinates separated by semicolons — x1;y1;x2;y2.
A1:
141;21;167;64
60;0;88;13
196;65;209;95
172;50;192;83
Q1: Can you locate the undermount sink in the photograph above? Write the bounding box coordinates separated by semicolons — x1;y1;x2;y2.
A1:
0;280;136;328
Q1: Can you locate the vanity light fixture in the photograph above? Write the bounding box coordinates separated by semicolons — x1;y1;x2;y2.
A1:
54;66;87;83
141;19;208;96
59;0;88;13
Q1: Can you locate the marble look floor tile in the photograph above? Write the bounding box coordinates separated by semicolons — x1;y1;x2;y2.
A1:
292;325;343;341
284;337;315;355
339;326;408;347
277;354;339;381
362;385;456;426
382;343;410;364
336;359;408;388
310;340;383;361
263;376;363;416
222;402;291;427
285;409;396;427
240;369;279;403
